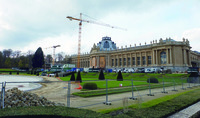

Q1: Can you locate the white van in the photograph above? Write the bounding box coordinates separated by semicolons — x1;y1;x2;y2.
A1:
145;68;152;73
151;68;161;73
128;68;135;73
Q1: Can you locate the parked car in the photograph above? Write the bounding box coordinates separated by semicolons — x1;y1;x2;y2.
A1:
145;68;153;73
112;69;117;73
41;72;47;76
128;68;135;73
122;69;129;73
137;68;145;73
151;68;161;73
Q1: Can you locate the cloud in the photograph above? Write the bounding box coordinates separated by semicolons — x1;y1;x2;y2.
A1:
0;0;200;55
21;33;78;55
182;28;200;51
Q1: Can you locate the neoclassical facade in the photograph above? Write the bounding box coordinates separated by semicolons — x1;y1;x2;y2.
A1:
70;36;200;72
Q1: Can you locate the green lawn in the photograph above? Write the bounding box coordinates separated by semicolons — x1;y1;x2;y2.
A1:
0;68;16;71
81;80;148;89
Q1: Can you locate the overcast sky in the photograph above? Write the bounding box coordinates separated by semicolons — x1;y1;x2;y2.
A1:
0;0;200;56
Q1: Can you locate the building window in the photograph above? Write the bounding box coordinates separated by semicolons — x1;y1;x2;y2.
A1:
123;58;126;66
112;59;114;66
128;58;130;66
161;51;167;64
115;59;118;66
142;56;146;65
119;58;122;66
148;56;151;64
103;41;109;48
132;57;135;65
137;57;140;65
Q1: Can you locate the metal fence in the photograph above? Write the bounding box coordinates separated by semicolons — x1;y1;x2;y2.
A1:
1;77;200;110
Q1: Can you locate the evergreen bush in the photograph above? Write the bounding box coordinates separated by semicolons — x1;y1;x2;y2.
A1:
9;72;12;75
17;72;19;75
83;83;97;90
147;77;159;83
70;72;75;81
76;71;82;83
117;70;123;81
98;69;105;80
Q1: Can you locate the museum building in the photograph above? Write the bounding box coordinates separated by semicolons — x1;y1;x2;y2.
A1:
70;36;200;72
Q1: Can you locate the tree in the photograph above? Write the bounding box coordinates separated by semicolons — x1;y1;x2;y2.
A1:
46;54;53;64
0;51;3;68
32;47;44;69
3;49;12;58
27;50;34;68
4;57;11;68
56;52;64;63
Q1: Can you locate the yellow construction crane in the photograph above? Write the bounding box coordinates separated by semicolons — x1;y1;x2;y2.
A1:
66;13;126;68
45;45;61;66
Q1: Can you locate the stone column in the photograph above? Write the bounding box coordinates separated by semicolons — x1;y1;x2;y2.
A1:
153;50;155;65
184;49;187;65
135;53;137;66
113;55;116;67
145;51;147;66
130;53;133;67
126;54;128;67
170;48;172;64
117;55;120;67
188;51;191;66
156;50;158;65
122;54;124;67
107;54;110;68
166;48;169;64
97;56;99;68
140;52;142;66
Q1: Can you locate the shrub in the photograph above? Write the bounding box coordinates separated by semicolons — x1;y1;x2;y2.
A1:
17;72;19;75
70;72;75;81
147;78;159;83
117;70;123;81
163;69;172;74
76;71;82;83
83;83;97;90
9;72;12;75
98;69;105;80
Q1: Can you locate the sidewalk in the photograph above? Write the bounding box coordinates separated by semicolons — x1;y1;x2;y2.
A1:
168;101;200;118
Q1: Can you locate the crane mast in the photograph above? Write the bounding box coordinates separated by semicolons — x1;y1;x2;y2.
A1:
77;13;82;68
45;45;61;66
66;13;126;68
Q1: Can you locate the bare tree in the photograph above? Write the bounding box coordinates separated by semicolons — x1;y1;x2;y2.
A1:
3;49;13;58
46;54;53;64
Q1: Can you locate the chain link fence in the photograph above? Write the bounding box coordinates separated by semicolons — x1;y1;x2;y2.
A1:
1;77;200;110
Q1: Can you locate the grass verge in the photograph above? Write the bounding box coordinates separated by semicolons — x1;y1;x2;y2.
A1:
72;82;175;97
124;88;200;118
